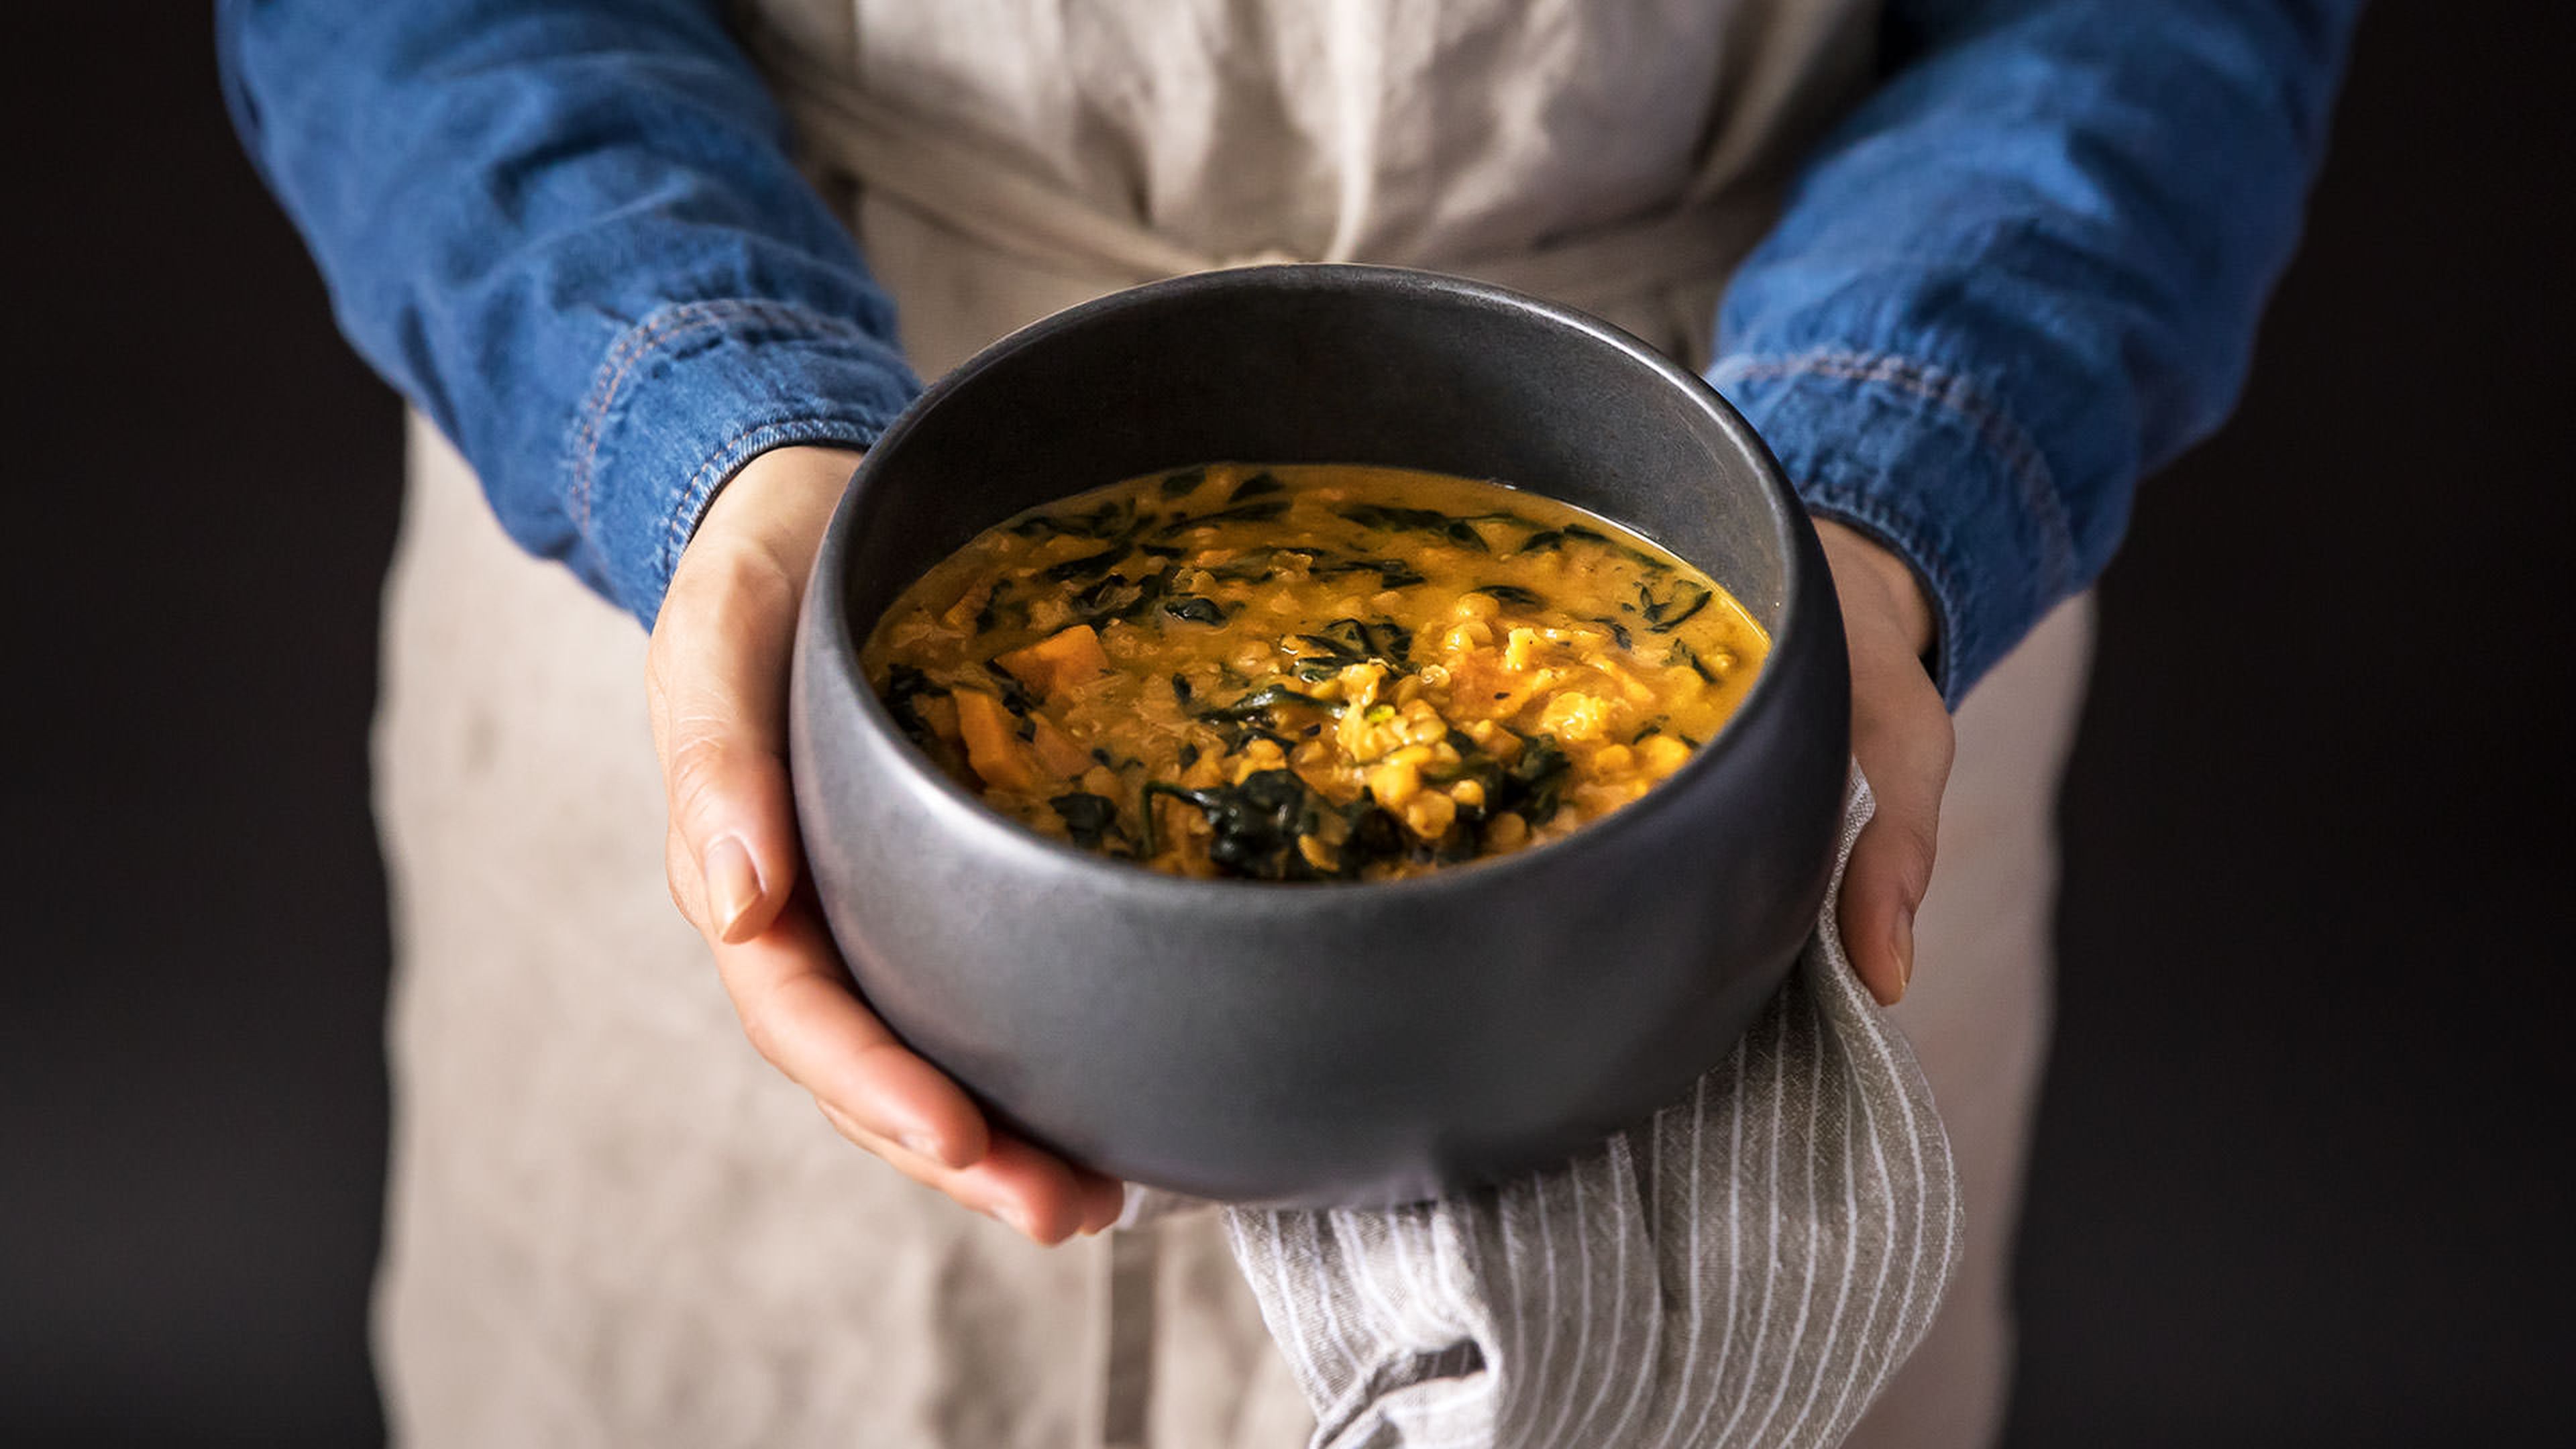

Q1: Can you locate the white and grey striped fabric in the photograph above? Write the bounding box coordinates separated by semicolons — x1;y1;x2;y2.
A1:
1220;776;1963;1449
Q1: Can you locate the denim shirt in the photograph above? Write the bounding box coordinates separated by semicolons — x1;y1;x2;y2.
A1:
220;0;2359;702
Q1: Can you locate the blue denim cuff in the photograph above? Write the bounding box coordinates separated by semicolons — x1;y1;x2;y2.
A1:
572;299;921;629
1711;350;2079;708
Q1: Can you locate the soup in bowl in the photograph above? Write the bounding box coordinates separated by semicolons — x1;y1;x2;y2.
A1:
863;462;1772;879
790;265;1849;1206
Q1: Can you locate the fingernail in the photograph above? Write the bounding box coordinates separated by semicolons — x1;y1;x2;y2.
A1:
1892;905;1917;998
991;1203;1036;1239
900;1130;943;1162
702;836;763;943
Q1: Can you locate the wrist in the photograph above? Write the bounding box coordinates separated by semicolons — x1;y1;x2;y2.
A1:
704;444;865;531
1813;519;1937;660
669;445;866;627
578;300;914;632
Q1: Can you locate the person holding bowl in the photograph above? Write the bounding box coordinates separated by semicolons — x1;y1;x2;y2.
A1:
223;1;2359;1444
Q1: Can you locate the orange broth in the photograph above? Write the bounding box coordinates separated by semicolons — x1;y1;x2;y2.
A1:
863;463;1768;880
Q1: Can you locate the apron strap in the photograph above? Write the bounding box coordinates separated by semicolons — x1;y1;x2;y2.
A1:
1097;1228;1160;1449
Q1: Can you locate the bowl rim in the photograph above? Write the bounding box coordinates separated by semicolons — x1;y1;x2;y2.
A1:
806;262;1827;907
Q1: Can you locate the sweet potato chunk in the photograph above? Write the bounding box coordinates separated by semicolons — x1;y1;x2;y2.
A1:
953;689;1042;792
995;625;1112;698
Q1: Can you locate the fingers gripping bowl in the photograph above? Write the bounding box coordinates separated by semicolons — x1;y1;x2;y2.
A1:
789;266;1850;1207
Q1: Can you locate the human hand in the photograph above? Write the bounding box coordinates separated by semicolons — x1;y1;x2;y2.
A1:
647;443;1128;1243
1811;519;1954;1007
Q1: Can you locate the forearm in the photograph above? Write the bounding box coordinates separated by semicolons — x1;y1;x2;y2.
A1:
1715;0;2362;700
219;0;918;627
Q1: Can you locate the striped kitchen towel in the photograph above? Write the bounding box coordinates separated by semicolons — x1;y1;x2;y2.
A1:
1221;774;1962;1449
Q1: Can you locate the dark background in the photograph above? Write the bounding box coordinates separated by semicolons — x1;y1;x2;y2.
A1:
5;4;2571;1445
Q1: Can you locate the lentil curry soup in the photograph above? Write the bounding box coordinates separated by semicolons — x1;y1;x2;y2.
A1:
861;464;1769;881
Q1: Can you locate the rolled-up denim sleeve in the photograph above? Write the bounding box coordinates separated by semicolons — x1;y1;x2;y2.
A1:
1713;0;2361;702
218;0;919;629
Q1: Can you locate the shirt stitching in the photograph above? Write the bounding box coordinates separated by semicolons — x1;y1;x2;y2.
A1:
657;423;782;602
1710;349;2078;598
569;299;875;542
570;309;729;537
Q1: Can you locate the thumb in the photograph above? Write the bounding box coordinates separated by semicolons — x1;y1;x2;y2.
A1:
1840;715;1948;1006
646;446;859;945
1813;519;1953;1007
649;536;806;945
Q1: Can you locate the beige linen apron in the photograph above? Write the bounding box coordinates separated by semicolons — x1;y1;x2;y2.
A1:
374;3;2094;1444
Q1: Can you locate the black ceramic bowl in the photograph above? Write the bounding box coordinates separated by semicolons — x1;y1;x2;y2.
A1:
790;264;1849;1207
